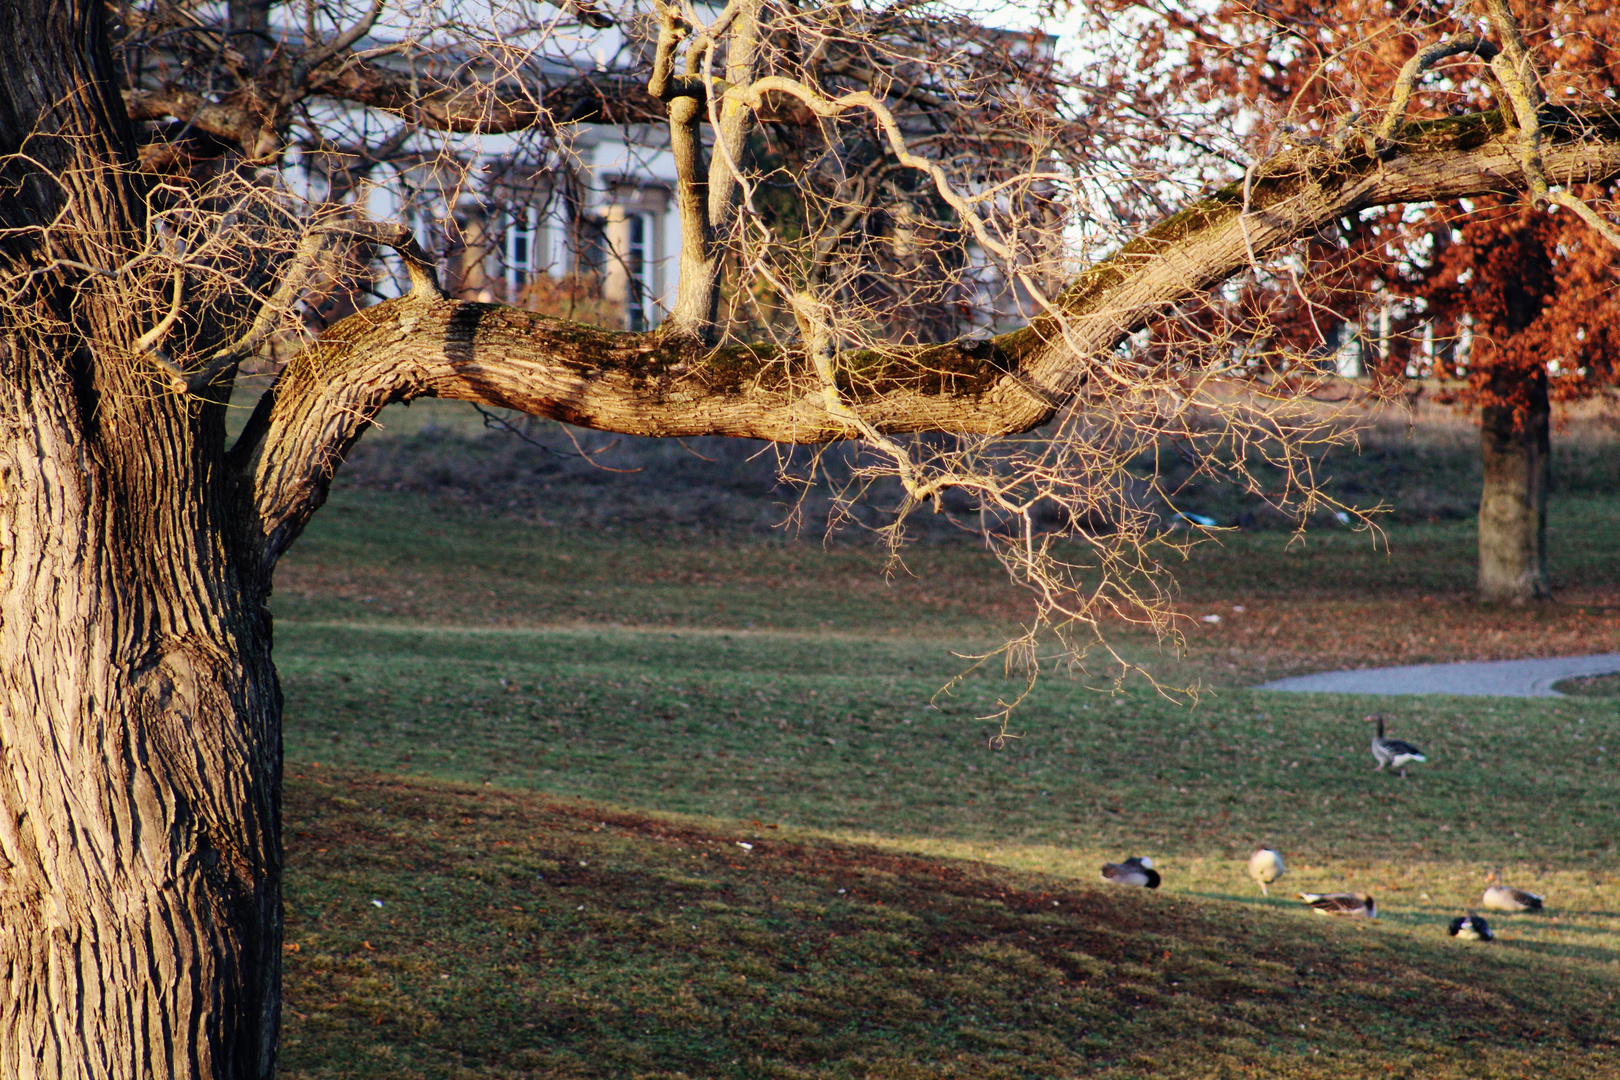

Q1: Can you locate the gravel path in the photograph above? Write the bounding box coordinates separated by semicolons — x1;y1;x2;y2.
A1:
1256;652;1620;698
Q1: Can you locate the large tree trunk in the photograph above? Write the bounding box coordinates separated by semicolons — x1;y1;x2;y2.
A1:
0;364;284;1079
1478;369;1551;603
0;0;282;1074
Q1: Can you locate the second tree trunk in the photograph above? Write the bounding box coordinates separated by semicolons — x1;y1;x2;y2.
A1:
1477;371;1550;604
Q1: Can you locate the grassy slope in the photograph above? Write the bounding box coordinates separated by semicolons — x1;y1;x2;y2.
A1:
275;401;1620;1078
281;774;1615;1080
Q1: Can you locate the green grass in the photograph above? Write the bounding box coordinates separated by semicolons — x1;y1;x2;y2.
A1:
1166;494;1620;598
274;490;1020;638
279;773;1618;1080
1555;673;1620;697
276;621;1620;871
273;403;1620;1077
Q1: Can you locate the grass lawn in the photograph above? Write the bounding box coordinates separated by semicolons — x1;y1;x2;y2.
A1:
274;401;1620;1078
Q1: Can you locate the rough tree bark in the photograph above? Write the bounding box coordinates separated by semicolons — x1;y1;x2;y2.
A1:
4;0;1620;1075
0;0;280;1076
1478;367;1551;603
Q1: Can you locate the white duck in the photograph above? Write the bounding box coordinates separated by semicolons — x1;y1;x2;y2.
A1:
1299;892;1377;918
1448;911;1494;941
1482;869;1544;912
1247;848;1286;896
1365;714;1426;777
1100;856;1161;889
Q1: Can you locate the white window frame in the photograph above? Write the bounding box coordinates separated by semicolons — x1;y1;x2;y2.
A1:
626;211;650;331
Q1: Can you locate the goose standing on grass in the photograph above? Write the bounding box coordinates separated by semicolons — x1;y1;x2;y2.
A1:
1248;848;1286;896
1298;892;1377;918
1365;714;1427;777
1100;856;1161;888
1449;911;1494;941
1482;869;1544;912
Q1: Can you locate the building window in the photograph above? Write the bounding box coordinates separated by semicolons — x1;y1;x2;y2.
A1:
506;205;539;297
570;212;604;281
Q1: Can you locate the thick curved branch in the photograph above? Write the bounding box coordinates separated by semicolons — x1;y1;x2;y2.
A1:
124;87;262;159
236;105;1620;564
1006;107;1620;390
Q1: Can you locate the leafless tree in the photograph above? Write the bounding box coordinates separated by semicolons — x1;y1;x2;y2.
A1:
3;0;1619;1074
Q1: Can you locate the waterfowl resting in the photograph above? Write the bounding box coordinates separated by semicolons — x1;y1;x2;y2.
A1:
1100;856;1161;888
1299;892;1377;918
1449;911;1494;941
1248;848;1286;896
1365;714;1427;777
1482;869;1544;912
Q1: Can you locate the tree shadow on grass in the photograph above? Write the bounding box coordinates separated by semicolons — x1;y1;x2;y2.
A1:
279;770;1620;1080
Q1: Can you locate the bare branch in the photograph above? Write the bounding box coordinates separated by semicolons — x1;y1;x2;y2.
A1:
171;219;445;397
125;66;667;149
1478;0;1550;206
703;0;763;238
1375;35;1498;146
656;1;718;338
1549;189;1620;253
326;220;447;298
294;0;388;88
235;105;1620;563
1464;2;1619;252
554;0;615;29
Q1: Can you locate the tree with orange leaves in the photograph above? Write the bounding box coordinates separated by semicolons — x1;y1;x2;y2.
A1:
1399;193;1620;601
1109;0;1620;602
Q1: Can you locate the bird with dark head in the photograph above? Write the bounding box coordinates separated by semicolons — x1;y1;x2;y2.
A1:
1365;714;1426;777
1100;856;1160;888
1449;911;1494;941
